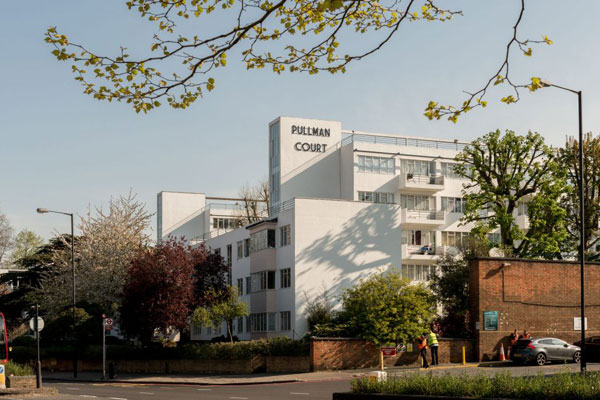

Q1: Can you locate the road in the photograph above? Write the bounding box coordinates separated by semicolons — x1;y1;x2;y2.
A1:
47;379;352;400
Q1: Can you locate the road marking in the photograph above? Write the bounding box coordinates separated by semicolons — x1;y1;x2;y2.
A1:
67;387;81;390
139;392;155;395
197;388;212;391
109;398;128;400
79;396;97;398
229;397;248;399
290;393;310;396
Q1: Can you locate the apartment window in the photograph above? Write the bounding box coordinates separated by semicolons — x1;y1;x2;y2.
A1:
250;313;267;332
192;324;202;336
488;233;501;245
441;197;465;213
213;217;239;230
400;195;434;210
357;156;395;174
268;312;277;332
359;192;395;204
250;229;276;253
244;238;251;257
206;326;212;335
441;231;471;247
237;278;243;295
280;225;291;247
517;201;528;216
401;264;437;282
226;244;232;265
280;311;291;331
401;230;436;247
238;317;244;334
214;248;221;256
250;270;276;292
237;241;243;259
280;268;291;288
401;159;432;176
245;276;251;294
441;162;460;179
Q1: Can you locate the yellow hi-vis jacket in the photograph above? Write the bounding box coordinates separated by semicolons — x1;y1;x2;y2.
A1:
428;332;438;346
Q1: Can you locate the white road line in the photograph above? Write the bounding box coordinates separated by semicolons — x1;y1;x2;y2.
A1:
290;393;310;396
79;396;97;398
67;387;81;390
197;388;212;391
229;397;249;399
109;398;128;400
139;392;155;395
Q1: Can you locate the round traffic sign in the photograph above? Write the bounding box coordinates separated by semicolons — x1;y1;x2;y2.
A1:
29;317;44;332
105;318;113;326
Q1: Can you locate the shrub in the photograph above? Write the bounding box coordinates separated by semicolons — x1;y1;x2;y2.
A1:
5;361;33;376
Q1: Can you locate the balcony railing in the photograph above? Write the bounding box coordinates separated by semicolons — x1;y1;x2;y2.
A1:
405;210;445;221
342;132;468;151
406;174;444;185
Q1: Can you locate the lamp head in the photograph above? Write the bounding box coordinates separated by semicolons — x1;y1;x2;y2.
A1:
36;208;49;214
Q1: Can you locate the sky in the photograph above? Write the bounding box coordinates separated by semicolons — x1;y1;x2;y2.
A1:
1;0;599;241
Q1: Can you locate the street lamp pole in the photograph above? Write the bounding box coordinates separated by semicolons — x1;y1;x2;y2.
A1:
539;80;585;372
36;208;78;378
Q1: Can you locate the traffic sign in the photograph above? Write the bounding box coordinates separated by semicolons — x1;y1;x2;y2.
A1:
105;318;113;326
381;347;397;357
29;317;44;332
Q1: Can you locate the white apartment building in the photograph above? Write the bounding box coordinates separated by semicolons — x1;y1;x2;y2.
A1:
158;116;523;341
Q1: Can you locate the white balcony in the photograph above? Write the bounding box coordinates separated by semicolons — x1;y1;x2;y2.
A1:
401;244;439;262
401;209;445;228
397;173;445;193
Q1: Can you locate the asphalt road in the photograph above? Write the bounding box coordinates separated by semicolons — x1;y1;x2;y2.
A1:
47;379;352;400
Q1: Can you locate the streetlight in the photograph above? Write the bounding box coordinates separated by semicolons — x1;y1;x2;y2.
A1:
36;208;78;378
538;79;586;372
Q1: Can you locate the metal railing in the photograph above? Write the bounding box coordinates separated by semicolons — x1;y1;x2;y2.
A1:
405;174;445;185
268;199;295;216
406;210;445;221
342;132;467;151
406;245;437;256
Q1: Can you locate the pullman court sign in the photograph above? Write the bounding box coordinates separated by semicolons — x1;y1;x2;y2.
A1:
292;124;331;153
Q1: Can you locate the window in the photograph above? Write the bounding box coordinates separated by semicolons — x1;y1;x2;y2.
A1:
245;276;251;294
250;270;276;292
268;312;277;332
441;162;460;179
237;278;243;295
244;238;250;257
517;201;528;216
280;311;291;331
237;241;243;259
401;264;437;282
401;159;432;176
441;197;465;213
238;317;244;334
357;156;395;174
206;326;212;335
280;268;291;288
441;231;471;247
226;244;232;285
214;248;221;256
192;324;202;336
250;229;276;252
358;192;394;204
250;313;267;332
212;217;240;230
400;195;434;210
401;230;436;247
280;225;291;247
488;233;501;245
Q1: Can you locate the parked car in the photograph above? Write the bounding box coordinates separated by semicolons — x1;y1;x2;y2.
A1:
573;336;600;361
511;338;581;366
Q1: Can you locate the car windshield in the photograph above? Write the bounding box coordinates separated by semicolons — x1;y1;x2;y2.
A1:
514;339;531;348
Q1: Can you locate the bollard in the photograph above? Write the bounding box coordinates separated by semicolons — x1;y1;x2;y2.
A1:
379;350;384;371
462;346;466;365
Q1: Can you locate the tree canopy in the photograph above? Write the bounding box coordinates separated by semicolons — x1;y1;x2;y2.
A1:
9;230;44;267
193;286;248;343
46;0;551;117
455;129;568;258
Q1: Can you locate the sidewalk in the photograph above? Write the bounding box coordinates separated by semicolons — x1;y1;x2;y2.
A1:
41;363;487;386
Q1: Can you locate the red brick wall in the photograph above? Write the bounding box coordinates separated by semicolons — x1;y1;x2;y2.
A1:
470;258;600;361
310;338;474;370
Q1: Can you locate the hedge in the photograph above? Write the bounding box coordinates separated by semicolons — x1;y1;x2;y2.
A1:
11;337;309;362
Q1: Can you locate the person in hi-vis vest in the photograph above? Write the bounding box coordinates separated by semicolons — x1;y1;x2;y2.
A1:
428;329;439;366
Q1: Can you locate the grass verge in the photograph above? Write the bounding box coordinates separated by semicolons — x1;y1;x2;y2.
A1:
352;371;600;399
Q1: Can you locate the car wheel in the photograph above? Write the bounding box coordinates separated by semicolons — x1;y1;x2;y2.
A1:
573;351;581;363
536;353;547;366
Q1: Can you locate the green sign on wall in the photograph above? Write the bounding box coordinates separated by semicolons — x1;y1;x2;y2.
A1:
483;311;498;331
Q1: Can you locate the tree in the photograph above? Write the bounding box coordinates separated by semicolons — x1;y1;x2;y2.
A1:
0;212;13;266
192;243;229;307
120;237;198;344
35;192;153;313
455;130;568;259
339;270;435;346
303;288;336;333
9;230;44;267
45;1;551;116
193;286;248;344
559;134;600;261
237;179;270;224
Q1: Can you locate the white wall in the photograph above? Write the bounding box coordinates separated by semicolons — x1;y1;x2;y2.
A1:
157;192;206;242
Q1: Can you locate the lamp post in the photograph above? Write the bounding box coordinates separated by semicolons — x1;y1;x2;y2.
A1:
538;79;585;372
36;208;78;378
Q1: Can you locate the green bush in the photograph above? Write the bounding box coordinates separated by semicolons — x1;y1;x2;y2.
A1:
5;361;33;376
11;337;310;362
351;372;600;400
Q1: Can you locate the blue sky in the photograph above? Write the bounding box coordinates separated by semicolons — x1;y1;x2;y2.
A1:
1;1;598;240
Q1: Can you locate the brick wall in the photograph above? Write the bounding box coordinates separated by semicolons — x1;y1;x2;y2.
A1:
470;258;600;361
310;338;474;370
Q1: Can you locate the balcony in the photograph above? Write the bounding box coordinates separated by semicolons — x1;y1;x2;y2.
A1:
401;244;439;262
397;173;445;193
401;209;445;228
